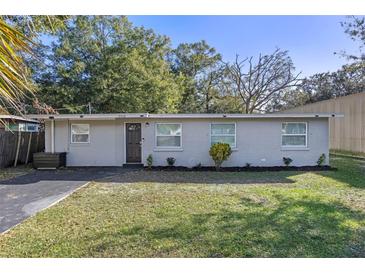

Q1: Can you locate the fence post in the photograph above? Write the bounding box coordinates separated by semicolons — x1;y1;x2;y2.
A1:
25;132;33;164
14;130;21;167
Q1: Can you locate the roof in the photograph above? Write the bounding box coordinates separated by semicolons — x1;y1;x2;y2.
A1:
25;112;344;121
0;115;39;123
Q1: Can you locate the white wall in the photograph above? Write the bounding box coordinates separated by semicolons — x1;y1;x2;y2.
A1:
45;119;123;166
141;118;329;167
45;117;329;167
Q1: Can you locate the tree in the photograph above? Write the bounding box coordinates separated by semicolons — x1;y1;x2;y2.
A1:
225;49;301;113
270;16;365;112
0;16;68;115
196;63;227;113
303;64;365;101
268;61;365;112
338;16;365;61
209;94;245;113
170;40;223;112
4;16;69;38
0;20;32;115
266;88;310;112
33;16;182;114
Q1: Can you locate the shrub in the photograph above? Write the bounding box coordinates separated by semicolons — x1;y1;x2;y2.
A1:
194;162;202;169
166;157;176;166
317;153;326;166
283;157;293;167
146;154;153;169
209;143;232;171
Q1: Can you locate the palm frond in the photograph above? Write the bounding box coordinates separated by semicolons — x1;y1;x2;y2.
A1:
0;19;34;114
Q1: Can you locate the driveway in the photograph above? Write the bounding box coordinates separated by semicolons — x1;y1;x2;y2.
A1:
0;167;126;233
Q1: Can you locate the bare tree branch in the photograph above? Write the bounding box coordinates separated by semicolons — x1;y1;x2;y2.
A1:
225;49;301;113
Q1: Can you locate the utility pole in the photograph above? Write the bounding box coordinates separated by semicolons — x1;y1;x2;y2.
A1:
88;102;92;114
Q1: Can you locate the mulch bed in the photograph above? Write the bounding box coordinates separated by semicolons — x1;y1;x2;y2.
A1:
145;165;336;172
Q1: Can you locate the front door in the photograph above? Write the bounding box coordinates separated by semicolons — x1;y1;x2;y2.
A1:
126;123;142;163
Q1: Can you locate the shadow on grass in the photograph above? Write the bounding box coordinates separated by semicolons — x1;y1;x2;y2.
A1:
93;156;365;187
94;170;298;185
0;167;298;185
84;194;365;258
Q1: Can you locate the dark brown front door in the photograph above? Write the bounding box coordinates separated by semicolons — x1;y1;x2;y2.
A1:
126;123;142;163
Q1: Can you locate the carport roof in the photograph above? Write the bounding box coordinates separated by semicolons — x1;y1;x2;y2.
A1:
0;115;39;123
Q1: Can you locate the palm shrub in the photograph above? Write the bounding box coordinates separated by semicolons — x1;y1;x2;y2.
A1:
317;153;326;166
209;143;232;171
166;157;176;166
146;154;153;169
283;157;293;167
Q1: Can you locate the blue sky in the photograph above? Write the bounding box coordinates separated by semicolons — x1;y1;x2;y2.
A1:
128;16;361;76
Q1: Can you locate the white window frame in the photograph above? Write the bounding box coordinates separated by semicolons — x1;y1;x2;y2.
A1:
70;123;90;144
26;123;39;132
155;123;182;148
210;122;236;149
281;122;307;148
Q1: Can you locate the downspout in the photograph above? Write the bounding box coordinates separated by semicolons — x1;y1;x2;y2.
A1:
51;119;55;153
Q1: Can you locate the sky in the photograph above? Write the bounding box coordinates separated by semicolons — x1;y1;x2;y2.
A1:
128;16;362;77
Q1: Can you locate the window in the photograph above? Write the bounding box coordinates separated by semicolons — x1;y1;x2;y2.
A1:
18;123;26;132
26;123;39;132
156;123;182;148
5;123;21;132
281;122;307;147
71;124;90;143
5;123;38;132
211;123;236;148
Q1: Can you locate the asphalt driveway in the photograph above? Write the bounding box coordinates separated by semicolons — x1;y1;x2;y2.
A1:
0;168;126;233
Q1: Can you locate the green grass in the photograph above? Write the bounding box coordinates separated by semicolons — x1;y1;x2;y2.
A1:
331;149;365;159
0;165;32;181
0;157;364;257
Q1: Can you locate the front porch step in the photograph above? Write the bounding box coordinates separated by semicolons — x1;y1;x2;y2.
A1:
123;163;144;169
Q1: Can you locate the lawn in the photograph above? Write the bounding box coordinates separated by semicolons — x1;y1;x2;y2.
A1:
0;165;32;181
0;156;364;257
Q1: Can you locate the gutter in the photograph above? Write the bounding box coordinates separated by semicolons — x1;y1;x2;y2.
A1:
25;112;345;121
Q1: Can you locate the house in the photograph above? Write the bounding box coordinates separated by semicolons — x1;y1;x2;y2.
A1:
26;113;343;167
0;114;40;132
282;92;365;154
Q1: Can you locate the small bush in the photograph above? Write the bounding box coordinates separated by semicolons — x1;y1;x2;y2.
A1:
209;143;232;171
146;154;153;169
283;157;293;167
317;153;326;166
166;157;176;166
194;162;202;169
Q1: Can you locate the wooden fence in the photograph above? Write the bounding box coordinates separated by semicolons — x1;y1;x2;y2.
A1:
0;130;45;168
283;92;365;154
